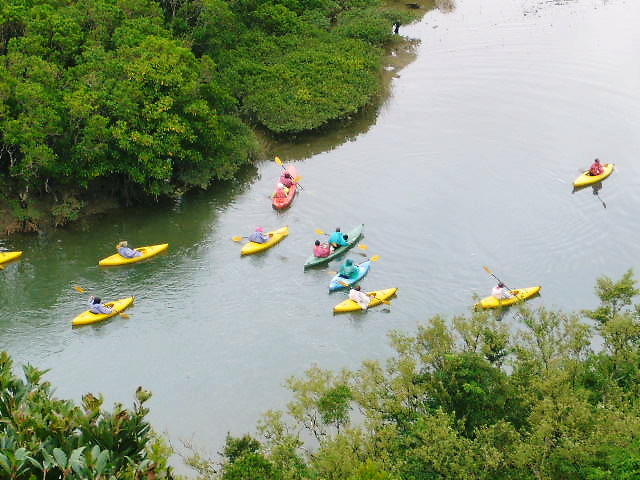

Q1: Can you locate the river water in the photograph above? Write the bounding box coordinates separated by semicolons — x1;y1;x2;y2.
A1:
1;0;639;466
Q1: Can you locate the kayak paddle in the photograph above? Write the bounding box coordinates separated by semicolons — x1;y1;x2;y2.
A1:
482;266;520;298
338;280;391;305
275;156;303;190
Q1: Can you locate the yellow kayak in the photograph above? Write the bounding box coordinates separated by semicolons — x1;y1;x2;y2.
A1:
241;227;288;255
99;244;169;266
334;288;398;313
573;163;614;188
475;286;541;309
0;251;23;265
72;297;135;326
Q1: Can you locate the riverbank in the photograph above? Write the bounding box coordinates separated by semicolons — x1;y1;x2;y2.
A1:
0;0;429;236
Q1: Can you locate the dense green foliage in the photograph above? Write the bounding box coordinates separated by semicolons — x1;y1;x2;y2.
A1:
0;351;174;479
187;270;640;479
0;0;417;229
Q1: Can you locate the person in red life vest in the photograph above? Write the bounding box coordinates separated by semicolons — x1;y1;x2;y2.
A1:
589;158;604;176
313;240;330;258
279;171;295;188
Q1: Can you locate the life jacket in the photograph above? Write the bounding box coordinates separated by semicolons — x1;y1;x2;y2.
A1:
314;244;330;257
248;231;268;243
589;163;604;176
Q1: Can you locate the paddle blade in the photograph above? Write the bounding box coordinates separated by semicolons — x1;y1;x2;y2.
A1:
73;286;86;293
314;228;326;235
338;280;350;288
119;313;130;319
482;266;493;275
370;255;380;262
327;270;337;275
231;236;243;242
275;156;283;166
293;176;302;183
357;244;368;250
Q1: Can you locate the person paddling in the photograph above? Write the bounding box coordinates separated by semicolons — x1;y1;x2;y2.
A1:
117;241;142;259
338;258;359;279
313;240;330;258
248;227;269;244
492;282;513;300
328;228;349;249
588;158;604;176
349;286;372;310
88;296;113;315
279;171;295;189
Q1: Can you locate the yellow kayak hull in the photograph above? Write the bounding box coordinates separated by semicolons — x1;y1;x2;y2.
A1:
99;244;169;266
573;163;614;188
333;287;398;313
0;251;23;265
241;227;288;255
72;297;135;326
475;286;541;310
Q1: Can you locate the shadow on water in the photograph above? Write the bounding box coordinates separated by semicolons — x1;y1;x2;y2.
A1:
572;181;607;209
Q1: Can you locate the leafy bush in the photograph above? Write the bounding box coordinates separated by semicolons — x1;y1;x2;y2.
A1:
0;351;174;479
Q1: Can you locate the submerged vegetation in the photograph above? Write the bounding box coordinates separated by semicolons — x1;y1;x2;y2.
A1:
0;0;420;231
3;271;640;479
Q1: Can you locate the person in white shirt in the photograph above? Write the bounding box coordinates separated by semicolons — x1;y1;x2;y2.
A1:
349;286;373;310
491;282;513;300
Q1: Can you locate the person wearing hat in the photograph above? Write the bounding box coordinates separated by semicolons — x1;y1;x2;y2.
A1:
588;158;604;176
248;227;270;244
491;282;513;300
88;296;113;315
117;241;142;259
313;239;331;258
338;258;359;279
348;286;373;310
328;227;349;249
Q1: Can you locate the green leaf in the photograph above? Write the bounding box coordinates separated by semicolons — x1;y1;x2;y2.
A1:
0;453;10;473
52;448;68;468
14;448;28;461
95;450;109;475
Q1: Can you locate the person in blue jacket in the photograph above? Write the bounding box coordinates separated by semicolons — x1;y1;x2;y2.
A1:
328;228;349;249
117;241;142;259
248;227;269;244
338;258;359;279
88;296;113;315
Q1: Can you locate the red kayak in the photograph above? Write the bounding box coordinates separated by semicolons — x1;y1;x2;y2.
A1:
272;165;298;210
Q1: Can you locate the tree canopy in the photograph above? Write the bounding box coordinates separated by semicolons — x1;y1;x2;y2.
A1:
0;0;419;230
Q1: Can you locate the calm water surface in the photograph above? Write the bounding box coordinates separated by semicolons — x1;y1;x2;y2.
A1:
1;0;639;466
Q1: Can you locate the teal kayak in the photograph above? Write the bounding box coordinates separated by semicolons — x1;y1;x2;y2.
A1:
303;224;364;270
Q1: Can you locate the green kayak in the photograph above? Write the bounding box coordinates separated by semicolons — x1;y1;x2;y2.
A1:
303;224;364;270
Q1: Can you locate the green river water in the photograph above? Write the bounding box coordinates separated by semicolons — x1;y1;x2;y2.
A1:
1;0;639;468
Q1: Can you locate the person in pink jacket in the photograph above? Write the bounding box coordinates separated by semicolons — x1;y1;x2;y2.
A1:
313;240;330;258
